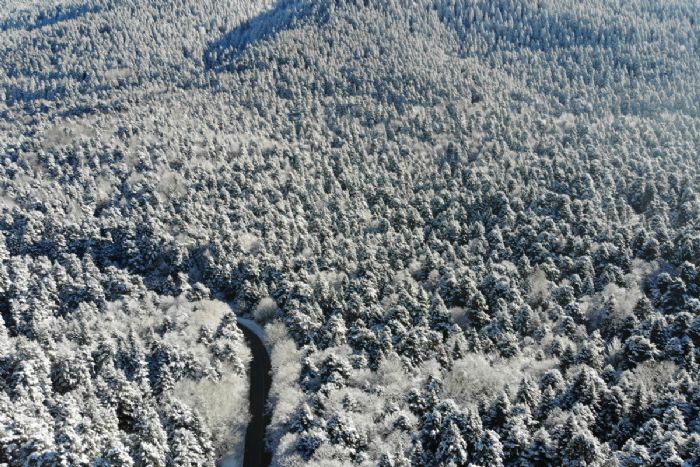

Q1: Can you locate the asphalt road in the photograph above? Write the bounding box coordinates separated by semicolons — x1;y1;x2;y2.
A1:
237;321;273;467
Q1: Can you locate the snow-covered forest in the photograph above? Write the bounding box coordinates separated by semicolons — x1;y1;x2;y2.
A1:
1;0;700;465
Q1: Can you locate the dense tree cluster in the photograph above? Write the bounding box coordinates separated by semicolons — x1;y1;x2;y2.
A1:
0;257;251;465
1;0;699;465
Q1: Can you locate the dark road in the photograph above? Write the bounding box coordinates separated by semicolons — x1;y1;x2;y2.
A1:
237;321;273;467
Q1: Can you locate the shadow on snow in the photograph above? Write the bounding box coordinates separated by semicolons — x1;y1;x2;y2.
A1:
204;0;331;73
0;3;101;32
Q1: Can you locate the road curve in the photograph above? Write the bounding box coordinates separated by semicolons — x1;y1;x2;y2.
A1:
237;320;273;467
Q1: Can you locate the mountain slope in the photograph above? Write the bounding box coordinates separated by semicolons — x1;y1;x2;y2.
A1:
1;0;699;465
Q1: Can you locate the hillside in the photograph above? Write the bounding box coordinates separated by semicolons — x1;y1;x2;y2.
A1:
1;0;700;465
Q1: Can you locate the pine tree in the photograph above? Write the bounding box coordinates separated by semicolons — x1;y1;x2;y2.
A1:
474;430;504;467
501;410;532;464
526;427;556;465
596;386;627;441
169;428;209;466
622;336;657;368
435;419;469;466
632;296;655;321
516;376;541;410
133;406;168;467
563;427;604;466
485;391;511;431
316;312;347;348
619;439;650;467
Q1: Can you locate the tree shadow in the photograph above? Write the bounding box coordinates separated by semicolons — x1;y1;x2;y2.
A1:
435;1;631;55
204;0;330;73
0;3;101;32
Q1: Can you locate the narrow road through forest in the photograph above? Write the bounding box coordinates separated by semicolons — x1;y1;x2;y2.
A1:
237;320;273;467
